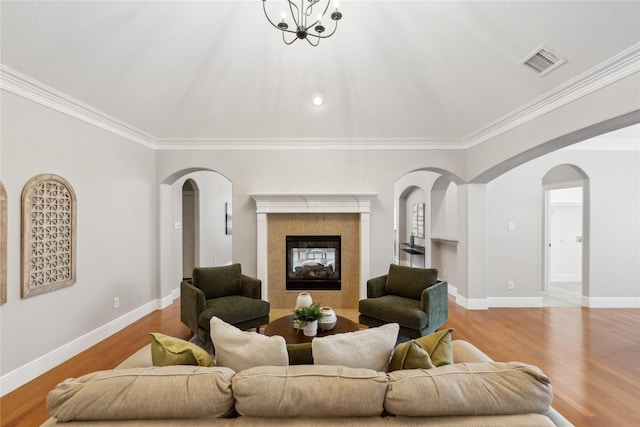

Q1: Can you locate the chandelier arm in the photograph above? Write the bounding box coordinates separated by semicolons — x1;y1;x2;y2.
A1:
262;0;300;35
282;31;298;45
305;35;321;47
289;1;301;28
303;0;330;30
307;22;339;39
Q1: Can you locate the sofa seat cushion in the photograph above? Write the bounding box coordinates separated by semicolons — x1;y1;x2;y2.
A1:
232;365;388;418
384;362;553;417
46;366;236;422
385;264;438;299
359;295;427;330
198;295;270;330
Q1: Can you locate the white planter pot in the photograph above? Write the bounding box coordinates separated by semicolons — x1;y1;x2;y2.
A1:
295;292;313;309
319;307;337;331
303;320;318;337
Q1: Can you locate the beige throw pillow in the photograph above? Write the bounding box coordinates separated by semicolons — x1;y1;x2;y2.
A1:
312;323;399;372
209;316;288;371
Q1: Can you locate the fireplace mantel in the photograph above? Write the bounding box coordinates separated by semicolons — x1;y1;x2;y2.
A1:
249;193;378;213
249;193;378;301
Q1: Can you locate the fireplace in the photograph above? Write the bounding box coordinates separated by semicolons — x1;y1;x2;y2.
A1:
286;235;341;291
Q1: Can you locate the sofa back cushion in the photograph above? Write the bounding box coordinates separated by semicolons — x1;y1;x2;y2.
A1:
46;366;236;422
232;365;388;418
385;264;438;300
193;264;242;299
384;362;553;417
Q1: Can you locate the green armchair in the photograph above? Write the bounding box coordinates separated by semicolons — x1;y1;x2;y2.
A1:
358;264;448;339
181;264;270;343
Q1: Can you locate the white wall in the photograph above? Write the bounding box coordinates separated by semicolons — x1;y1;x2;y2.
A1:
486;145;639;305
156;150;467;282
0;91;157;391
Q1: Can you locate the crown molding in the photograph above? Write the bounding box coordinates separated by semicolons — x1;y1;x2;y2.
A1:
153;138;467;151
0;65;156;149
466;43;640;148
2;43;639;152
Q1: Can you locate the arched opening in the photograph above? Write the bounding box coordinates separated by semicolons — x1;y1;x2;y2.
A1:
542;164;588;307
430;176;458;286
158;168;232;299
182;179;198;280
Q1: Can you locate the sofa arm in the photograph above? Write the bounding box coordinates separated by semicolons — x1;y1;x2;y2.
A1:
240;274;262;299
421;280;448;332
181;280;206;334
366;275;387;298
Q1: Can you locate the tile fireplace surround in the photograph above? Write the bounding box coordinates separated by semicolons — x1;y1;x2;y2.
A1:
249;194;378;309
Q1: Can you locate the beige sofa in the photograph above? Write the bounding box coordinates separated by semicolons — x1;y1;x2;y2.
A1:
43;340;573;426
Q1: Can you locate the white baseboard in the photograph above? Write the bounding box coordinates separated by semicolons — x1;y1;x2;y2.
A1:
583;296;640;308
488;297;544;308
0;289;180;397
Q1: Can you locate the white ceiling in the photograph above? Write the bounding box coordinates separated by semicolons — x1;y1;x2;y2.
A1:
1;1;639;146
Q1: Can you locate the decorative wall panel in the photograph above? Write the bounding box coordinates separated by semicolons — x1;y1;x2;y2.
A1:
1;180;7;304
21;174;77;298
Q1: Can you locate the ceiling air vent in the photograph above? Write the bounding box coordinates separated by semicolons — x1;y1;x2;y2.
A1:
521;46;566;77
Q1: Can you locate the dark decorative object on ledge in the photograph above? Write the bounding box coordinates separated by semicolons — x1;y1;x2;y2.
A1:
286;235;341;291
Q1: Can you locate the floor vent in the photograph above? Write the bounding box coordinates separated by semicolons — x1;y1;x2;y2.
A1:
521;46;567;77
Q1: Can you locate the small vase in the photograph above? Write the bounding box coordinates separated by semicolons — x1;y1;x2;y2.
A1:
295;292;313;309
318;306;337;331
303;320;318;337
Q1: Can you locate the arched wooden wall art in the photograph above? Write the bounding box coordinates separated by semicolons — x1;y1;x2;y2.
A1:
21;174;77;298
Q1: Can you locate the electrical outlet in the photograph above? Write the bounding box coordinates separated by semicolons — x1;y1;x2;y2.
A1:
443;269;448;278
507;281;514;290
113;297;120;309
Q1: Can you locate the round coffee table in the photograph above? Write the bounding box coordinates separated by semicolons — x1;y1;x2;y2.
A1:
264;315;359;344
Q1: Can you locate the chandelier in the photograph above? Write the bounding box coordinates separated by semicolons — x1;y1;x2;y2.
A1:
262;0;343;46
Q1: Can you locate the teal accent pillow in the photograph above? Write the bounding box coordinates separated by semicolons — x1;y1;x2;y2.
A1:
193;264;242;299
385;264;438;300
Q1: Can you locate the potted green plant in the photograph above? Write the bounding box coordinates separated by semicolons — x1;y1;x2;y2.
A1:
293;303;324;336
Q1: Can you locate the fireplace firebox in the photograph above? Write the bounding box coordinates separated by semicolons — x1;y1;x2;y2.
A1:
286;235;341;291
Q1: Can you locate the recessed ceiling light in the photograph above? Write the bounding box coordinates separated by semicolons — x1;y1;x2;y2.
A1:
311;94;325;107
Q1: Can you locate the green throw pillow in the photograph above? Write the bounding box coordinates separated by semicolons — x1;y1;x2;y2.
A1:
150;332;215;367
388;328;454;371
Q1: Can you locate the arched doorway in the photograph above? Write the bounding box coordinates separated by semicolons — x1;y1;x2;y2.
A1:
542;164;588;307
182;179;198;279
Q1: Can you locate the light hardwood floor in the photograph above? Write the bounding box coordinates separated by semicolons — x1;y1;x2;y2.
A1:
1;297;639;426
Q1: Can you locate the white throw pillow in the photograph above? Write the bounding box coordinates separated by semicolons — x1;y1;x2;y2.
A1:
209;317;288;372
312;323;399;372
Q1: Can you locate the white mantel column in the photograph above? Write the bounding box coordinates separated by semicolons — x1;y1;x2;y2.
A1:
255;212;268;300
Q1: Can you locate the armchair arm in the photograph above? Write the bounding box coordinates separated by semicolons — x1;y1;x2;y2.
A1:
366;275;388;298
180;280;206;334
421;280;449;331
240;274;262;299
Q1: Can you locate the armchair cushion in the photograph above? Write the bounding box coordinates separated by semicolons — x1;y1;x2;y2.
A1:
359;295;428;330
385;264;438;300
198;295;270;331
193;263;242;299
